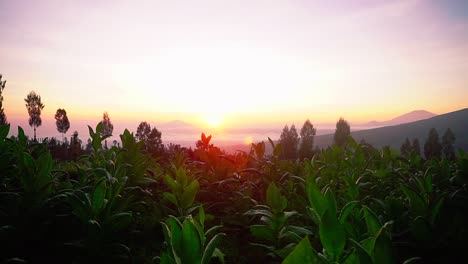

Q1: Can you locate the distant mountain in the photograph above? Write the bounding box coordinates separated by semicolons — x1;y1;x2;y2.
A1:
366;110;436;127
159;120;198;133
315;108;468;151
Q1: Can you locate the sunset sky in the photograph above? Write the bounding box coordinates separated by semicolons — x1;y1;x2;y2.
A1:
1;0;467;143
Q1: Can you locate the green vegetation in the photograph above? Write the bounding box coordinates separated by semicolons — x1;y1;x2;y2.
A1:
1;122;468;263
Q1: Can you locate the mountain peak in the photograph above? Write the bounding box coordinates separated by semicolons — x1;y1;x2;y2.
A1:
366;110;436;127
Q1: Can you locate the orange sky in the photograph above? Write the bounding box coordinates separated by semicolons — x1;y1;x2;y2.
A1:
1;0;467;141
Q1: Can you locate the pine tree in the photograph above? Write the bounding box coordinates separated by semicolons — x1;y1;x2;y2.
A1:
279;124;299;160
400;137;412;157
334;117;350;147
55;108;70;141
424;128;442;159
299;119;316;159
442;128;456;160
24;91;45;141
412;138;421;156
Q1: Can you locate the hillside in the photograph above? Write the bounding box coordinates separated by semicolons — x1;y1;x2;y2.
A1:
315;108;468;151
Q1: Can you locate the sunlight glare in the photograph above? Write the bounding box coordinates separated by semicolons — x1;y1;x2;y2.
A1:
205;115;223;127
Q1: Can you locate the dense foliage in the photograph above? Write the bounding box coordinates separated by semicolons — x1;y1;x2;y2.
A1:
1;123;468;263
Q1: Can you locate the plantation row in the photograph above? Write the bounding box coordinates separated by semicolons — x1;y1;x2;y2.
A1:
0;123;467;263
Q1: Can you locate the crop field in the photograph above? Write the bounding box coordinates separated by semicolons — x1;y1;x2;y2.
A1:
1;123;467;263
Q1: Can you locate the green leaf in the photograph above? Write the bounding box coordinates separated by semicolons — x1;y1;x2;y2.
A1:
373;228;395;264
201;233;225;264
0;124;9;141
348;239;373;264
282;236;320;264
340;201;358;224
163;192;179;208
363;206;381;237
181;180;199;210
266;182;287;214
199;205;206;227
424;174;432;193
319;208;345;259
431;197;445;225
92;180;106;213
108;212;132;232
244;209;273;218
402;186;426;216
181;217;202;264
164;216;183;261
306;176;327;218
250;225;275;242
176;167;188;187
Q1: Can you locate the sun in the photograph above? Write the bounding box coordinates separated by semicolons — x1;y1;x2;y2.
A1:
205;115;223;127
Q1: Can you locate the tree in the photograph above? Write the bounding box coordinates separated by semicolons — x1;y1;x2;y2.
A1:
400;137;412;157
412;138;421;156
0;74;8;125
102;112;114;136
70;130;82;160
279;124;299;160
442;128;456;160
424;128;442;159
299;119;316;159
55;108;70;141
24;91;45;141
135;121;163;154
102;112;113;149
334;117;350;147
136;121;151;142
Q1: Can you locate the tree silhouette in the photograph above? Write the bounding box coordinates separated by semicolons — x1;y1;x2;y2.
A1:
55;108;70;141
299;119;316;159
70;130;82;160
136;121;151;142
400;137;412;157
0;74;8;125
334;117;350;147
102;112;113;149
136;121;163;154
24;91;45;141
412;138;421;156
102;112;114;137
442;128;456;160
424;128;442;159
279;124;299;160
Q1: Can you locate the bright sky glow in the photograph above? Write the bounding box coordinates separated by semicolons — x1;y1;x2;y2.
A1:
0;0;467;140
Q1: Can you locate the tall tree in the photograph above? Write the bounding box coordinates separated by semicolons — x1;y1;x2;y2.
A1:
102;112;114;136
0;74;8;125
334;117;350;147
412;138;421;156
24;91;45;141
299;119;316;159
279;124;299;160
136;121;151;142
70;130;82;160
102;112;114;150
136;121;163;154
400;137;412;157
55;108;70;141
442;128;456;160
424;128;442;159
